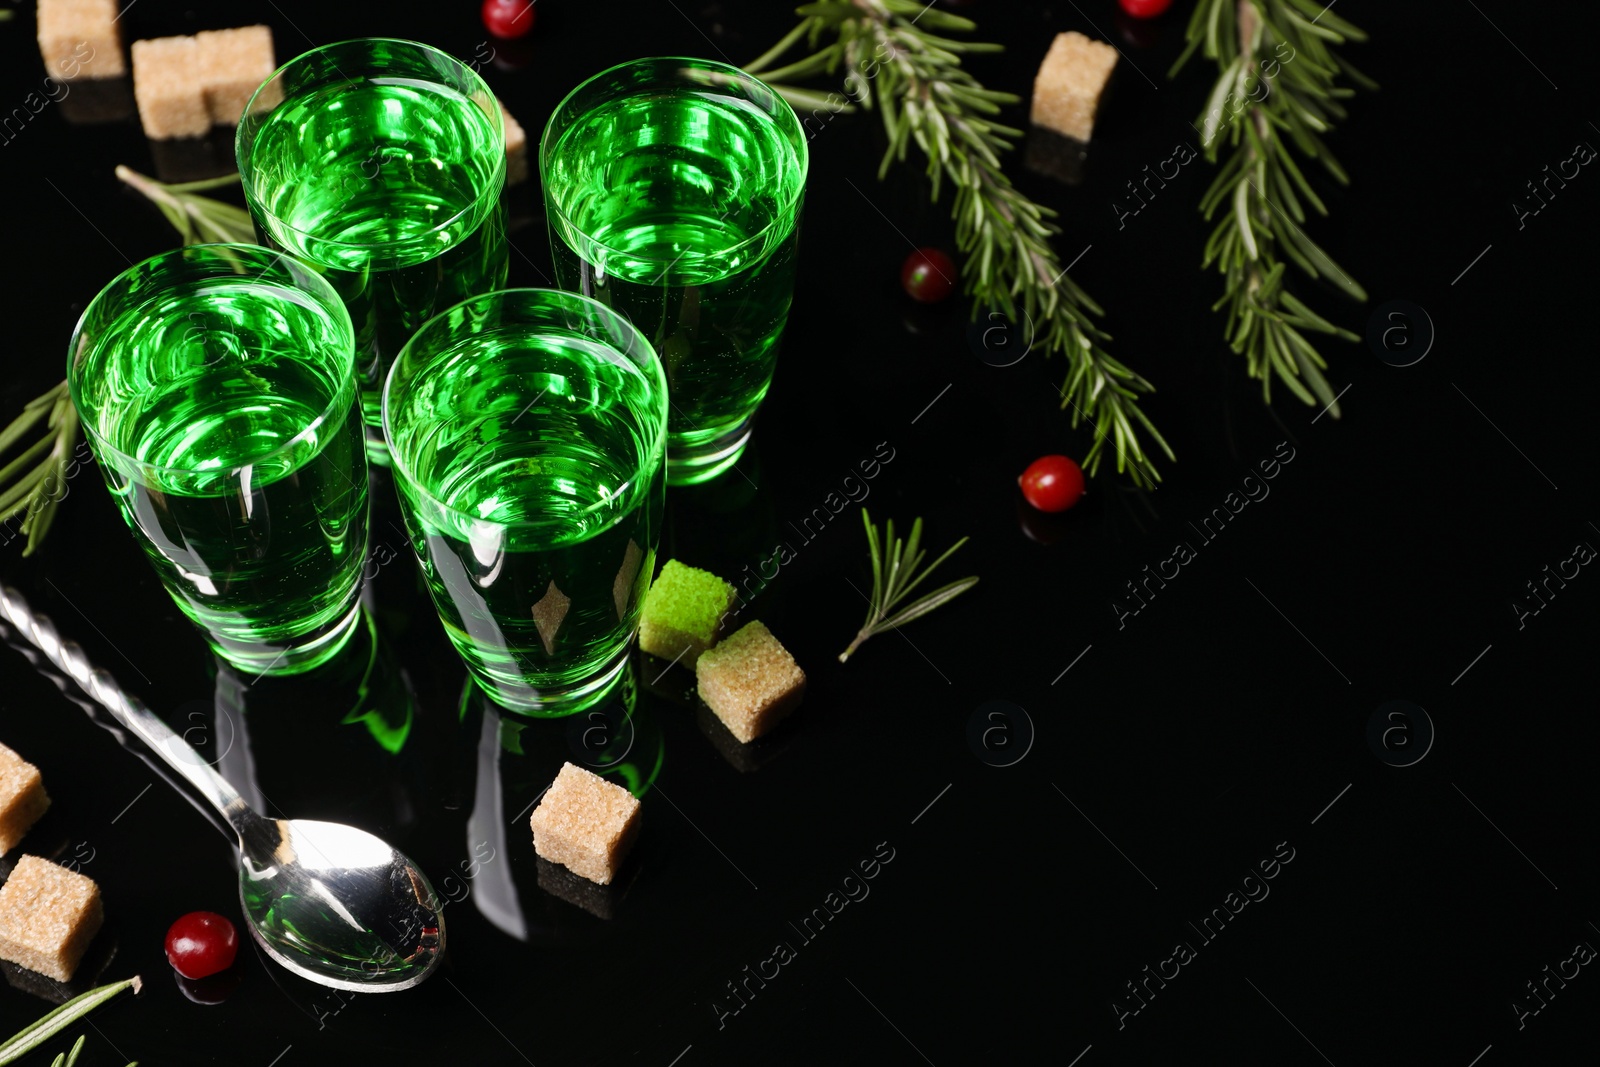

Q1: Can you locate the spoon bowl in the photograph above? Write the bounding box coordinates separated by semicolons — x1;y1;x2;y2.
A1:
238;815;444;992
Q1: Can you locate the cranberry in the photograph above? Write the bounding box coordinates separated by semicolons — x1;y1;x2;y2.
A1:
1019;455;1085;513
165;911;239;980
482;0;537;40
901;248;958;304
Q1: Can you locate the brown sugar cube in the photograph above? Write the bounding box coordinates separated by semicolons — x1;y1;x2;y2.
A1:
0;856;104;982
0;745;51;857
131;36;209;139
1030;31;1118;143
695;621;805;744
37;0;126;80
500;101;528;185
529;763;641;885
194;26;276;126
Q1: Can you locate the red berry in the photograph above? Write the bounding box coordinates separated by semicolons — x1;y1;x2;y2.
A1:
1019;455;1085;513
165;911;238;980
482;0;537;40
1119;0;1172;18
900;248;958;304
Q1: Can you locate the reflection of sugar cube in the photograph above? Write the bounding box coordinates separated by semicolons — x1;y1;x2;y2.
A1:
536;856;626;920
531;580;571;655
0;856;104;982
530;763;641;885
132;36;209;139
613;539;644;621
1030;31;1117;143
37;0;126;80
639;560;735;668
58;76;136;126
195;26;276;125
696;621;805;743
0;744;50;857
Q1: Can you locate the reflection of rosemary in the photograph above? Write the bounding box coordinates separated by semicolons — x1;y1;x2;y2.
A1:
0;975;141;1065
0;381;80;556
32;1034;127;1067
1172;0;1372;414
840;509;977;663
747;0;1171;487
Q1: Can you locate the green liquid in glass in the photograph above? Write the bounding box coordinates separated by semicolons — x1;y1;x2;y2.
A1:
73;269;368;674
389;322;664;714
242;67;508;456
545;84;805;483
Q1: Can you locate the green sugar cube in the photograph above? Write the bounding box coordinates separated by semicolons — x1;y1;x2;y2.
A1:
639;560;735;668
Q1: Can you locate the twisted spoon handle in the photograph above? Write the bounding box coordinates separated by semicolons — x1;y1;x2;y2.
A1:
0;584;247;828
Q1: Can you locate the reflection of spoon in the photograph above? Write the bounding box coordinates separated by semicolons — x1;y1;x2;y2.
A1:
0;586;443;993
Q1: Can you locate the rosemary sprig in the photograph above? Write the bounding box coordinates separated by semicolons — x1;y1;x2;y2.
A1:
0;380;81;556
748;0;1172;487
0;975;141;1065
840;509;977;663
1172;0;1373;414
114;166;258;247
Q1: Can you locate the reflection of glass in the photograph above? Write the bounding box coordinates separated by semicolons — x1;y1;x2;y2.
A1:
541;57;808;485
465;695;527;941
385;290;668;716
68;244;368;676
237;38;509;461
458;658;662;802
210;610;419;822
237;856;419;981
330;611;416;756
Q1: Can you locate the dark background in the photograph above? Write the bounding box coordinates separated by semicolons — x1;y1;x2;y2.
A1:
2;0;1597;1064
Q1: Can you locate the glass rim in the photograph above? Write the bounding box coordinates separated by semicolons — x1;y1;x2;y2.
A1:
538;55;809;267
236;37;506;256
67;243;358;480
382;287;669;532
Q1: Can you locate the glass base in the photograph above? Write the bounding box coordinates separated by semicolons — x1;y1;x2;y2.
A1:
474;642;631;718
209;600;364;678
667;418;752;486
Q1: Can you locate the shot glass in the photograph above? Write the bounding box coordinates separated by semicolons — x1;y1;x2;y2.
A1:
383;289;669;715
68;244;370;676
237;38;510;462
540;56;808;485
